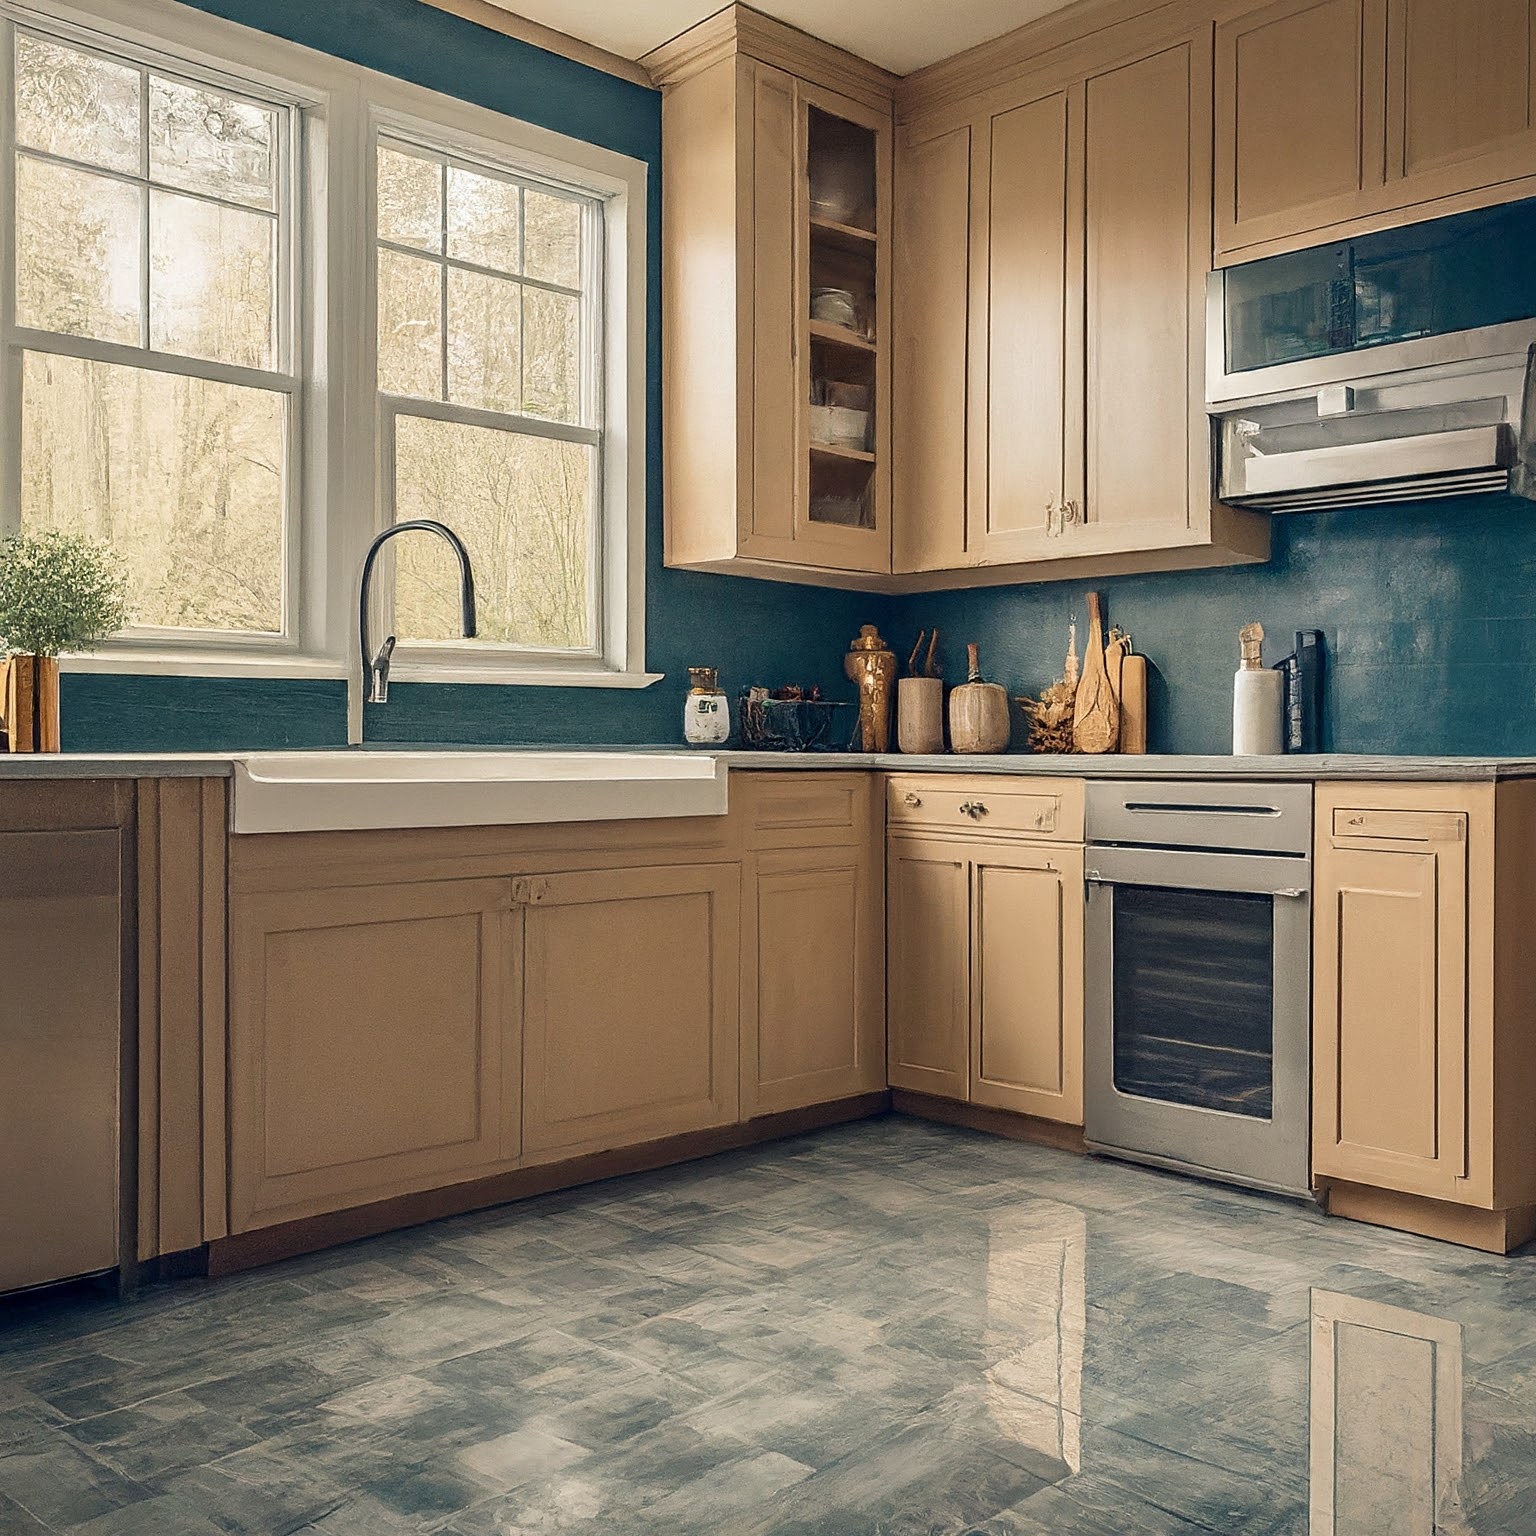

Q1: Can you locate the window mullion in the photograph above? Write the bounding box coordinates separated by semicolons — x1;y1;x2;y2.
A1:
137;60;148;349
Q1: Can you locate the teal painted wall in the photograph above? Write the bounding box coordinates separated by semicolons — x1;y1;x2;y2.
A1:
59;0;874;751
889;494;1536;757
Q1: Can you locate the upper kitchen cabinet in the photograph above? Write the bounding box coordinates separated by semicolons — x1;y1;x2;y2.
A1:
647;8;895;586
1216;0;1536;260
894;20;1268;587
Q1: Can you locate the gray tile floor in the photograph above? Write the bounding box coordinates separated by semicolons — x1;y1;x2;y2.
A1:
3;1116;1536;1534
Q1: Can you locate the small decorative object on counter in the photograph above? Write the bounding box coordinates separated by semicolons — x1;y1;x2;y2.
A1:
682;666;730;745
844;624;897;752
948;642;1011;754
1071;591;1119;754
737;685;853;751
1017;614;1080;753
1272;629;1325;752
897;629;944;754
1233;622;1284;755
1118;649;1149;754
0;532;126;753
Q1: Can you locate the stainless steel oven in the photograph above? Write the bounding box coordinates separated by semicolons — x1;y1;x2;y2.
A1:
1083;781;1312;1198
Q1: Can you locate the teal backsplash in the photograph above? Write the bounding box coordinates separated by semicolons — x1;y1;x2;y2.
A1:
55;3;1536;757
889;494;1536;757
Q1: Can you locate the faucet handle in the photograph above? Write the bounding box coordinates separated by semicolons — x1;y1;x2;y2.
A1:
368;635;397;704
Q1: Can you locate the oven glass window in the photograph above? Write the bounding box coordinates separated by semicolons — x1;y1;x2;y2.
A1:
1111;886;1273;1119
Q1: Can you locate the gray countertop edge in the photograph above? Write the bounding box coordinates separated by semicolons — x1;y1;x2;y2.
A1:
3;747;1536;781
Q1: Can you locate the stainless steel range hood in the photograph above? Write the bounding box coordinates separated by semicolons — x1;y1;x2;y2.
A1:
1208;322;1536;514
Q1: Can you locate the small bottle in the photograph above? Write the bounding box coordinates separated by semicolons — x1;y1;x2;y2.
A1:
683;666;730;746
1233;623;1283;755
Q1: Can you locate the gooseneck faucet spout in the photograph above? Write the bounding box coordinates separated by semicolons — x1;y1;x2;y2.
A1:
356;520;477;726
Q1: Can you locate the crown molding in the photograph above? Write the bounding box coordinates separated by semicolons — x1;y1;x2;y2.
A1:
643;4;896;111
419;0;656;89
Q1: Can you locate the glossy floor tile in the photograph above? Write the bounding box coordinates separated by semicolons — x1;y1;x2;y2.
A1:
3;1116;1536;1534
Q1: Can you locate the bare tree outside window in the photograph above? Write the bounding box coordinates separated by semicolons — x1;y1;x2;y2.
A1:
376;139;599;653
10;30;290;636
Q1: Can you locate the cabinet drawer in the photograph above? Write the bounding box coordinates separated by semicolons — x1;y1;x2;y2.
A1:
886;776;1083;841
1331;807;1468;843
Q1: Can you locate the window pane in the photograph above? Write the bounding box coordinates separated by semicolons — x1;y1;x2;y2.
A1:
378;146;441;253
15;33;140;174
150;191;275;368
447;268;521;415
523;287;580;423
378;248;442;398
21;352;285;633
149;75;275;210
523;189;581;287
393;415;593;650
15;156;141;344
447;164;520;273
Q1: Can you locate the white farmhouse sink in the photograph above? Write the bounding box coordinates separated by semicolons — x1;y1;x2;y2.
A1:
230;751;729;834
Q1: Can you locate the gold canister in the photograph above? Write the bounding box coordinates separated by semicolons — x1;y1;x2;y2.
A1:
844;624;897;753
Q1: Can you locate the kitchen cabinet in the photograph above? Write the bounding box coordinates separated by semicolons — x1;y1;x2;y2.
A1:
229;876;518;1232
649;8;894;585
894;23;1268;585
1216;0;1536;260
887;776;1085;1125
1312;781;1536;1252
520;863;741;1162
737;774;885;1117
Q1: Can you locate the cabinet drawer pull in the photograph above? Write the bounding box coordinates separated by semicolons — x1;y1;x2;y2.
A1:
958;800;989;819
902;792;922;807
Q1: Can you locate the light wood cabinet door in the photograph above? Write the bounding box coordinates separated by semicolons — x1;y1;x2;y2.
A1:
1216;0;1385;254
1083;40;1205;546
971;842;1085;1124
975;87;1082;565
887;834;969;1100
520;863;740;1162
1314;811;1475;1202
1387;0;1536;189
893;120;971;575
741;844;884;1117
228;877;516;1233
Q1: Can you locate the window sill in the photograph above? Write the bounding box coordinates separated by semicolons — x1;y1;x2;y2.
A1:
58;652;665;690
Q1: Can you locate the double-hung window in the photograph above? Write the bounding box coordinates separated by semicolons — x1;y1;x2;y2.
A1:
0;0;649;691
8;25;295;644
375;134;603;659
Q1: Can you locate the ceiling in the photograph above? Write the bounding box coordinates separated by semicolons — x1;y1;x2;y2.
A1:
481;0;1080;76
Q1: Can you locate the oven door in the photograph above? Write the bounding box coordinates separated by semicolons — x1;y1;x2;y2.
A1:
1083;843;1311;1197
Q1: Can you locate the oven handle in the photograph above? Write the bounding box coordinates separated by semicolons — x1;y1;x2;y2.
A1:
1084;845;1311;897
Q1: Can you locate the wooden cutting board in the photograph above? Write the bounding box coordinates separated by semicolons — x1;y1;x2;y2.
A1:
1071;592;1119;754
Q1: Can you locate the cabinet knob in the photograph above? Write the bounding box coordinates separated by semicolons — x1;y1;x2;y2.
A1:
902;791;923;807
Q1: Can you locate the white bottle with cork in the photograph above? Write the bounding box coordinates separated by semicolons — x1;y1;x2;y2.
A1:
1232;623;1283;755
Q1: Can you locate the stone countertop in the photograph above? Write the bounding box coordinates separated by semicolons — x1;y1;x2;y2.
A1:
2;745;1536;781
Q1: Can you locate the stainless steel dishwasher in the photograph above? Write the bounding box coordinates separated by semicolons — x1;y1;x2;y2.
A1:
1;827;123;1293
1082;780;1313;1198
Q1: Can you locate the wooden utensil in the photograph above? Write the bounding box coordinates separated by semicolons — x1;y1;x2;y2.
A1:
949;642;1010;753
1071;592;1119;754
1119;653;1148;753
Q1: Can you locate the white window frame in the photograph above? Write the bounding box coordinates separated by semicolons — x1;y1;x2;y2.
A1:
0;0;654;701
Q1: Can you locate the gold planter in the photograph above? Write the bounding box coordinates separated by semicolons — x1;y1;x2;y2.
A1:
2;655;61;752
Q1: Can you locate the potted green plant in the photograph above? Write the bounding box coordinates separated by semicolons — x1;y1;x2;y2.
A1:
0;532;127;752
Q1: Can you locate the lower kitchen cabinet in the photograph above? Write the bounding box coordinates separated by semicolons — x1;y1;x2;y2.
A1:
888;836;971;1100
228;876;518;1232
520;863;741;1163
970;841;1085;1121
738;773;886;1117
887;776;1086;1124
1313;781;1536;1250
